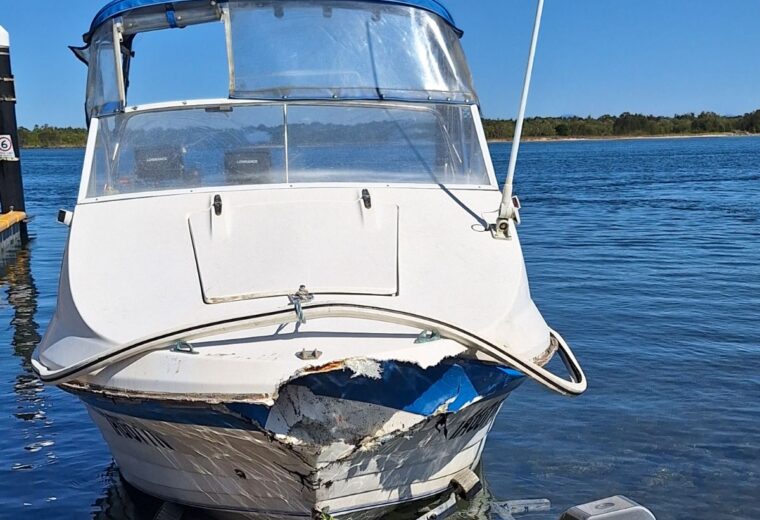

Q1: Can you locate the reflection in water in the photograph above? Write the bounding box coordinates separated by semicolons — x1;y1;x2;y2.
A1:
91;463;229;520
91;463;163;520
88;464;500;520
2;245;52;472
3;246;42;393
0;244;155;517
0;245;152;517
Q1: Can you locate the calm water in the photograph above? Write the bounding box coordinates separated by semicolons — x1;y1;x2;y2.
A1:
1;137;758;519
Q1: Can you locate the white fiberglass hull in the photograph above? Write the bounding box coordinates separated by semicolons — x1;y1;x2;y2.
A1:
34;2;590;518
80;390;512;519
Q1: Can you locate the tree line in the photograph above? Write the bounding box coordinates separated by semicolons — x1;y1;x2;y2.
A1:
483;110;760;140
18;125;88;148
16;110;760;148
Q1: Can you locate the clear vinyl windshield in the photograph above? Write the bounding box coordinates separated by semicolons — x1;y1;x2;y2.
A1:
86;102;490;198
82;1;477;119
228;1;475;103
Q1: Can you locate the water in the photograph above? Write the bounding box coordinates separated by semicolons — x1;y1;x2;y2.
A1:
1;137;758;519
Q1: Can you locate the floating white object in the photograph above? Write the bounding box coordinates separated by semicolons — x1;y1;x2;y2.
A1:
560;496;657;520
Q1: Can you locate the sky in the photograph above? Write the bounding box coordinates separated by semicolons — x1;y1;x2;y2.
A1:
2;0;760;128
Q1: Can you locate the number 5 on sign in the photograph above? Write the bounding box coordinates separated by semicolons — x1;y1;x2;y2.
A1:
0;135;16;160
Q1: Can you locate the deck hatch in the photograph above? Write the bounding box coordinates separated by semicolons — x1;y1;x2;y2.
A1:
189;201;399;303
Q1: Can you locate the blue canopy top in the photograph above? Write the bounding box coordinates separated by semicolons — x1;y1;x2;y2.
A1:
86;0;461;42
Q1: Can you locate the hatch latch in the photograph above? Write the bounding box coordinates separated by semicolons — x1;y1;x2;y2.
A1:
361;189;372;209
213;194;223;216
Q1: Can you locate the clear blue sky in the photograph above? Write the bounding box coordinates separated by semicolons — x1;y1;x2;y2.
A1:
3;0;760;127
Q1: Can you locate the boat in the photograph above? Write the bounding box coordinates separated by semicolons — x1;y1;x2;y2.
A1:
32;0;586;518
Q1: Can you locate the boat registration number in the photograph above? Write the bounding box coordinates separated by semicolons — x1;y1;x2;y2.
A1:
449;402;501;440
102;413;175;451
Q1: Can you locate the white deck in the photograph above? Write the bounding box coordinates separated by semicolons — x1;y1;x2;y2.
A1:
40;186;552;392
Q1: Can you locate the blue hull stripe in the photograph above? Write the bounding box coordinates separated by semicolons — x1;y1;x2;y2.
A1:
294;360;524;416
78;394;270;430
75;359;524;429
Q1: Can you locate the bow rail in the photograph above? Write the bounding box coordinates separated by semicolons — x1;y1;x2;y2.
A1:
32;302;586;396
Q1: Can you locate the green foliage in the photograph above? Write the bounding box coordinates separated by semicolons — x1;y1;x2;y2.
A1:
739;110;760;133
18;125;88;149
482;110;757;140
17;109;760;149
483;119;515;141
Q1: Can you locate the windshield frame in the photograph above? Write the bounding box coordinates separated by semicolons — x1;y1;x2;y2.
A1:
77;98;497;204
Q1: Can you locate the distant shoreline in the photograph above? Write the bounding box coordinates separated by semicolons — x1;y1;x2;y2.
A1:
488;132;760;144
19;109;760;148
21;145;85;150
19;132;759;150
21;132;760;151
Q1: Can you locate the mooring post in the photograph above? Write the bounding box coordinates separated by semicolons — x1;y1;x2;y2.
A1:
0;25;28;242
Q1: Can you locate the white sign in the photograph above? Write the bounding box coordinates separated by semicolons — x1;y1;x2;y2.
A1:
0;135;16;160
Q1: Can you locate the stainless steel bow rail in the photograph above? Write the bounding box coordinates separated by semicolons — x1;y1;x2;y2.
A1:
32;301;587;396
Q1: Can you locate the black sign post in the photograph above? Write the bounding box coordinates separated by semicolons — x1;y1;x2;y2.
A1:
0;26;27;242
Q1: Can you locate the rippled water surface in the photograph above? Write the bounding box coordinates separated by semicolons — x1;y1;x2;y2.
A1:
1;137;758;519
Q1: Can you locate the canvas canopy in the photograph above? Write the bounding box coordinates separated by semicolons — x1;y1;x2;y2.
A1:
78;0;476;120
85;0;462;41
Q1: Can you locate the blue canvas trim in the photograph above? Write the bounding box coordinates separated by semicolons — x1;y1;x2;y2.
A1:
87;0;461;43
165;5;179;27
98;101;123;116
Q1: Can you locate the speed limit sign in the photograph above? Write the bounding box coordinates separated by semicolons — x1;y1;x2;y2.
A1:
0;134;15;160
